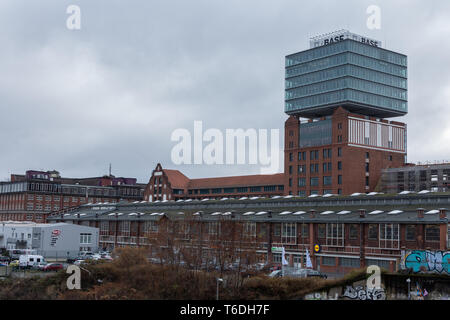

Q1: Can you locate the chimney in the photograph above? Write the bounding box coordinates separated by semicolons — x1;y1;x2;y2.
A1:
439;208;447;220
309;209;316;218
359;209;366;218
77;213;80;219
417;208;425;219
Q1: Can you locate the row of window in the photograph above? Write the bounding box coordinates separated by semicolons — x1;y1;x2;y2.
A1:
290;175;342;187
290;162;342;175
286;64;407;90
285;88;407;113
286;39;407;68
285;76;407;102
100;221;159;233
286;51;407;80
289;148;342;162
187;185;284;195
92;220;444;245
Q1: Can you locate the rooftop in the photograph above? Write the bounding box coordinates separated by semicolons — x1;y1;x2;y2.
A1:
48;191;450;224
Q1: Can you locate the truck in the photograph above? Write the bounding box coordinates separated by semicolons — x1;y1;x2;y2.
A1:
19;254;46;269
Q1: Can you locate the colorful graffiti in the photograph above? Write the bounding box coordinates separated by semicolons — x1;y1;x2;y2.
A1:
402;251;450;274
342;285;386;300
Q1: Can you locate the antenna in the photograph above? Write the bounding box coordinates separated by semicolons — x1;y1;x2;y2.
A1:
109;163;112;177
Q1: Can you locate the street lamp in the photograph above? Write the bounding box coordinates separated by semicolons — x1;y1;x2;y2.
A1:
267;211;272;266
216;278;223;300
406;278;411;300
197;211;204;271
301;216;304;268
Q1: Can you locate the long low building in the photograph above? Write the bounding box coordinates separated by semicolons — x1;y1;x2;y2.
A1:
47;191;450;276
144;163;285;202
0;221;99;259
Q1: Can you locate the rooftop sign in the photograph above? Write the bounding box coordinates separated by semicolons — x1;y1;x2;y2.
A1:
310;30;382;49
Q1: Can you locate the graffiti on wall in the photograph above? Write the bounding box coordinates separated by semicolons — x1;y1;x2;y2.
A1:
402;251;450;274
342;285;386;300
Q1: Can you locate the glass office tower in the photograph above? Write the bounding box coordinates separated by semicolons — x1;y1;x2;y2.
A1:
285;31;407;118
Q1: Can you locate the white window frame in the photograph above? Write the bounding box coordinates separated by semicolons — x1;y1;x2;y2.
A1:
379;223;399;249
281;222;297;244
326;223;344;246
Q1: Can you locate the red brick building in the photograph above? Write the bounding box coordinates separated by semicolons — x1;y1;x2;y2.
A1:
48;193;450;275
284;107;406;196
144;163;285;202
0;170;145;222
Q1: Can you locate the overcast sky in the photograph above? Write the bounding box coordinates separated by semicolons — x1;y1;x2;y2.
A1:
1;0;450;183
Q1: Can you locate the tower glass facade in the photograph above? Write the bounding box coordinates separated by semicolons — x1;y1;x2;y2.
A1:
285;36;407;118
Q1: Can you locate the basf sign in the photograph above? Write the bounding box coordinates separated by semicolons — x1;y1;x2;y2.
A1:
310;30;381;48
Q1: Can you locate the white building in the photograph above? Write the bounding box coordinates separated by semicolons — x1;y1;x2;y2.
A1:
0;221;99;259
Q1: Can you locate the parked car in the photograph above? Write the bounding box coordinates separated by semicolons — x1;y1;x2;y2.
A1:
298;269;328;279
100;253;113;261
9;260;20;268
74;259;86;266
35;261;48;270
0;256;11;264
268;270;283;278
66;258;77;264
78;251;93;260
91;253;102;260
42;263;64;272
267;268;327;279
288;268;328;279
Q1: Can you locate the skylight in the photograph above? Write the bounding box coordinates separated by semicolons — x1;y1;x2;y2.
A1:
279;211;292;215
337;210;351;215
387;210;403;215
425;209;439;214
320;211;334;215
293;211;306;215
242;211;255;216
368;210;384;215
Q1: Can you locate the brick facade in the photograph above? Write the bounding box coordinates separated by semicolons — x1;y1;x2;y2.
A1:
284;107;406;196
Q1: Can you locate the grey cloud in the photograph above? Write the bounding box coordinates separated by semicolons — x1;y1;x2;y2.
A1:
1;0;450;182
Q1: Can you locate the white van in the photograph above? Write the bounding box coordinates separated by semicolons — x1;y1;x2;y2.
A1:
19;255;46;269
